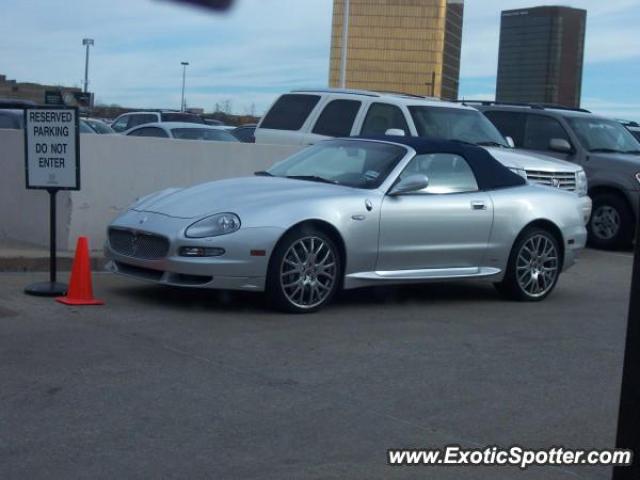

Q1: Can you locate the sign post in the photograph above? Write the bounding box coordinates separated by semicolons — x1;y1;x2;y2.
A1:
23;106;80;296
613;200;640;479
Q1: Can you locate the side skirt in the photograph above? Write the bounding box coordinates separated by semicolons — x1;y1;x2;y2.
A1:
343;266;502;290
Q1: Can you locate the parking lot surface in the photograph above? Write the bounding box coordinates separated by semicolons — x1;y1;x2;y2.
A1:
0;248;632;479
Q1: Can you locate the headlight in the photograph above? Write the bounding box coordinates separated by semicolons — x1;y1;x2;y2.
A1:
576;169;588;197
185;213;241;238
510;168;528;179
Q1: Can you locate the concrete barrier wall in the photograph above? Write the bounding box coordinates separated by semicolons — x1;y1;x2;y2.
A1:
0;129;71;249
0;129;300;251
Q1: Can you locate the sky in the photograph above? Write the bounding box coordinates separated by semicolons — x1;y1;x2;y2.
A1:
0;0;638;120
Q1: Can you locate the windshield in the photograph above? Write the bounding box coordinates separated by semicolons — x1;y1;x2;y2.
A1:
568;117;640;153
171;128;239;142
86;120;114;134
79;120;95;133
267;140;406;189
409;106;509;147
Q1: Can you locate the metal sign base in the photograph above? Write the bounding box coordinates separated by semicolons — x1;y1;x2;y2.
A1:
24;281;67;297
24;189;67;298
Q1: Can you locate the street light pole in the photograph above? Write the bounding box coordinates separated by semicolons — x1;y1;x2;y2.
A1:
339;0;350;89
180;61;189;112
82;38;94;94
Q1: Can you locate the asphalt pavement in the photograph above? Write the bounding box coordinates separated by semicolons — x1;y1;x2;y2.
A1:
0;248;633;479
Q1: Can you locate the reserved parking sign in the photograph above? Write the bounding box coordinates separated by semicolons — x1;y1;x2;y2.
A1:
24;106;80;190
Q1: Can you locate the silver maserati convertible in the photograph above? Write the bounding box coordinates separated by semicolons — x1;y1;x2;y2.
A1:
105;137;587;313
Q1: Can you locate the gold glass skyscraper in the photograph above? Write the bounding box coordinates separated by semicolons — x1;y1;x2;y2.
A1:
329;0;464;100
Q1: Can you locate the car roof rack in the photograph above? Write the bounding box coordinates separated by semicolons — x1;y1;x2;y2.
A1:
455;100;591;114
292;88;381;98
375;90;428;99
0;98;39;108
619;119;640;127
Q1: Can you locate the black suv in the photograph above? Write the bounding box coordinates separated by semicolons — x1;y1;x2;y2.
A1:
474;103;640;249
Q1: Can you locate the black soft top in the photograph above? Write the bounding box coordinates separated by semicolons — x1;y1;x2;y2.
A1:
353;136;526;191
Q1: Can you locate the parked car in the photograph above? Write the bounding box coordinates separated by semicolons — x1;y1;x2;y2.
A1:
0;109;23;129
79;119;96;133
111;111;205;133
231;124;256;143
105;137;587;313
475;102;640;249
254;90;590;225
82;117;116;134
621;120;640;142
0;111;108;135
124;122;239;142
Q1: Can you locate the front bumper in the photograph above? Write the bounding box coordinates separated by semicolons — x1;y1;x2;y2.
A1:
105;211;285;291
579;195;593;225
561;195;590;271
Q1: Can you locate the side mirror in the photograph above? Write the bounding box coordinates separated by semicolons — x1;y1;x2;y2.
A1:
389;174;429;195
549;138;572;153
385;128;406;136
505;136;515;148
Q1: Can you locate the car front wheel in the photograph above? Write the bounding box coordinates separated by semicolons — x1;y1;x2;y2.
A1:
266;227;341;313
588;194;634;250
495;227;561;302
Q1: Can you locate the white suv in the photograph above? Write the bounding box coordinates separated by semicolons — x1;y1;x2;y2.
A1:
255;89;591;222
111;111;205;133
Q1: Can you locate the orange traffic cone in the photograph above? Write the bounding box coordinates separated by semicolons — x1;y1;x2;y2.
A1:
56;237;104;306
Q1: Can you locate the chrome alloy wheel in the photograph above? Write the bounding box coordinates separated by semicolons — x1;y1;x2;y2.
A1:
591;205;621;241
516;234;559;298
280;236;337;309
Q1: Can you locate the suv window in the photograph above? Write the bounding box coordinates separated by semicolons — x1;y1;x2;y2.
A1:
111;115;129;132
128;114;158;129
161;112;204;123
400;153;479;194
410;107;508;146
361;103;409;136
312;100;361;137
261;94;321;130
128;127;169;138
524;115;571;151
568;117;640;153
483;111;526;145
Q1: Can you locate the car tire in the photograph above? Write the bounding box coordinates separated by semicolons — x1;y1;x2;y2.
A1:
266;227;342;313
494;227;561;302
588;194;634;250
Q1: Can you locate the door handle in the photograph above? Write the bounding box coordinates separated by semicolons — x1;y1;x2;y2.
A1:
471;201;487;210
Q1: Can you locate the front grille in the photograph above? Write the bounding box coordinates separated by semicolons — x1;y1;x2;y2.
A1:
525;170;576;192
109;228;170;259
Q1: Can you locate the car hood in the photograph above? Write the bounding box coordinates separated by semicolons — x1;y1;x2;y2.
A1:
132;176;357;219
485;147;581;173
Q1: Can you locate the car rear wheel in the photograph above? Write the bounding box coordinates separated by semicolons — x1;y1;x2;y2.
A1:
588;194;634;250
266;227;341;313
495;227;561;302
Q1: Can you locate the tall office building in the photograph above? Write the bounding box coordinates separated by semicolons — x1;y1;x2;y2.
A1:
329;0;464;100
496;6;587;108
